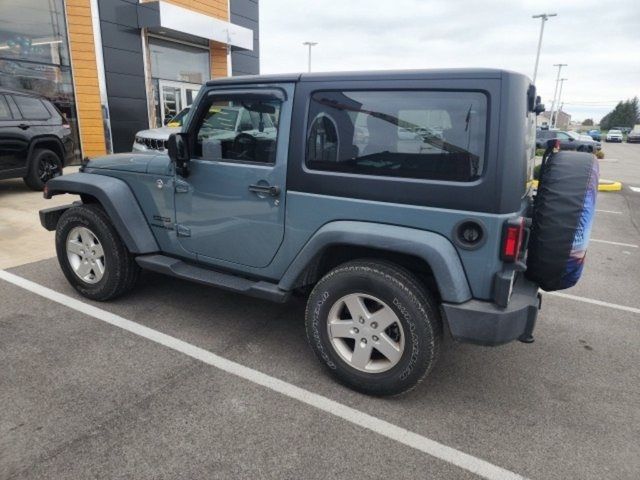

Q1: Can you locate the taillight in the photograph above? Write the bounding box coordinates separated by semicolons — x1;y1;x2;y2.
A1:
501;217;525;262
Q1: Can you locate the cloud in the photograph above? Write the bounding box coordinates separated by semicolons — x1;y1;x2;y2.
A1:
259;0;640;120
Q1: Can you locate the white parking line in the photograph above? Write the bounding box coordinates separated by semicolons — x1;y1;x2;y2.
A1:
0;269;527;480
630;186;640;193
590;238;639;248
546;291;640;315
595;209;622;214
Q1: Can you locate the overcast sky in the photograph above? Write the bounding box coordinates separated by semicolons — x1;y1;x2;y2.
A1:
259;0;640;122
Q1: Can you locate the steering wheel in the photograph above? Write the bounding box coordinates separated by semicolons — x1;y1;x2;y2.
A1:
232;133;258;161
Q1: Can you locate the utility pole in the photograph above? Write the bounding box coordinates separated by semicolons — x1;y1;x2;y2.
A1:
554;78;568;128
531;13;557;84
548;63;567;129
303;41;318;73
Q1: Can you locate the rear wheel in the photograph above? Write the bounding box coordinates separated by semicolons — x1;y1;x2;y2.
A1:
55;204;140;300
305;260;442;396
23;148;62;191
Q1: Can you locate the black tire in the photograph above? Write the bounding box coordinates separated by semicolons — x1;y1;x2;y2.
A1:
305;260;442;396
55;204;140;301
23;148;62;191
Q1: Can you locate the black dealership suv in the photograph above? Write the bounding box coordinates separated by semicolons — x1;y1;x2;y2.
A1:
0;88;74;190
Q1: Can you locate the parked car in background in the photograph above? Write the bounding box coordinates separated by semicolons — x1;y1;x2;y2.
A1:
613;126;631;134
626;125;640;143
132;107;191;152
536;129;601;152
0;88;74;190
605;129;624;142
569;131;595;142
587;129;602;141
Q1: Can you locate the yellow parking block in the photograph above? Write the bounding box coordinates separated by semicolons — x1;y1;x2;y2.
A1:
530;179;622;192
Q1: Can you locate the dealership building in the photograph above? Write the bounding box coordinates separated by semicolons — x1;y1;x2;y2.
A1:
0;0;260;158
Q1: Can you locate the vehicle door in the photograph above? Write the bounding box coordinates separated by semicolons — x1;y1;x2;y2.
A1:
555;132;576;150
0;95;31;172
174;84;293;268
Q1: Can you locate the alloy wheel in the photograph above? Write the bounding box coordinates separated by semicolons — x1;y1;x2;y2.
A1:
327;293;405;373
66;226;105;284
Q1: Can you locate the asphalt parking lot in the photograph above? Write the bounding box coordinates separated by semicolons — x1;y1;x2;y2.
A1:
1;143;639;480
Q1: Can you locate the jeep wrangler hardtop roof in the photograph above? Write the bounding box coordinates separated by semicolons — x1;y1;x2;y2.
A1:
205;68;524;87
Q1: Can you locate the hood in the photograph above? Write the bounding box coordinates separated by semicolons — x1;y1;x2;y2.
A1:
84;152;171;175
136;126;180;140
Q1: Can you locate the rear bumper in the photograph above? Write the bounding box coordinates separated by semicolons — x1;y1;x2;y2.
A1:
442;276;540;346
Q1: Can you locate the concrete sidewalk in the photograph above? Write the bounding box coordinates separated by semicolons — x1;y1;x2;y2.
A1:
0;167;79;269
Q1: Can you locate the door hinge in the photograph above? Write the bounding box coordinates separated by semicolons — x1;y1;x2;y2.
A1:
176;224;191;237
175;179;190;193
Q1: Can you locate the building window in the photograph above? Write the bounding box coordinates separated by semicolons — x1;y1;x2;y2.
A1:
305;90;488;182
0;0;80;161
148;36;210;126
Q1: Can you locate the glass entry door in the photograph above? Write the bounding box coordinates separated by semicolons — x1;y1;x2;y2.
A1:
158;80;201;125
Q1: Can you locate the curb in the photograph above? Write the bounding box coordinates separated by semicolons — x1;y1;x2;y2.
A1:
530;179;623;192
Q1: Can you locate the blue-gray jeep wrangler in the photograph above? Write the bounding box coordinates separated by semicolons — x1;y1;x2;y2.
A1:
40;69;598;395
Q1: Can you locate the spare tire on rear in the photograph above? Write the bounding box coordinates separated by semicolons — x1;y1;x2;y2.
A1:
526;151;599;291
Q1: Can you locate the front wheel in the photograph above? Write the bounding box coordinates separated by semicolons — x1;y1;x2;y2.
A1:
305;260;442;396
55;204;140;300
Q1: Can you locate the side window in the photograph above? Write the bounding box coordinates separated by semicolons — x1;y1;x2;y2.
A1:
556;132;569;140
13;95;50;120
192;94;281;164
305;90;488;182
0;96;11;120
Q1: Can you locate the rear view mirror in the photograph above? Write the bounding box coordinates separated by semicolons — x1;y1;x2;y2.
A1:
167;133;190;175
534;96;545;115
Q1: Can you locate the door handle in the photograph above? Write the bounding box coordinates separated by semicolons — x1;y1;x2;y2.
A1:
18;124;30;130
248;184;281;197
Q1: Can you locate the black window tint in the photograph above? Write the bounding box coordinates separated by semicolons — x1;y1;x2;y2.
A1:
193;95;280;164
13;95;50;120
305;90;488;182
0;96;11;120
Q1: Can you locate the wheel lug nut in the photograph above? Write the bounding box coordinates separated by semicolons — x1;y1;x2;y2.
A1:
372;335;379;342
353;327;359;334
370;322;378;329
361;338;367;344
358;317;365;324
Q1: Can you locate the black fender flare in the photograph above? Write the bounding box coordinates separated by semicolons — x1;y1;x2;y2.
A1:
278;221;472;303
45;172;159;254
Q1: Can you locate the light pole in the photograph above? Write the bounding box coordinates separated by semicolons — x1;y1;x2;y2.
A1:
548;63;567;129
554;78;567;128
531;13;557;84
303;41;318;73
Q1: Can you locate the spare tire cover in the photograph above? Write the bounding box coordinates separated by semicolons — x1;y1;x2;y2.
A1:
526;151;599;291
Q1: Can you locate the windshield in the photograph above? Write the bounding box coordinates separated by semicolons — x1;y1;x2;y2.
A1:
567;131;581;140
609;130;622;134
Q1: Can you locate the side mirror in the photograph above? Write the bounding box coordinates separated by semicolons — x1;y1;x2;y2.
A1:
167;133;190;175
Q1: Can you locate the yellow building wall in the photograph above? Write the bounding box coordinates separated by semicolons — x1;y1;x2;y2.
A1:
65;0;107;157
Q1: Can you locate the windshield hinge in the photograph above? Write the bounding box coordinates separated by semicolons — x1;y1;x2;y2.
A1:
176;224;191;237
175;179;190;193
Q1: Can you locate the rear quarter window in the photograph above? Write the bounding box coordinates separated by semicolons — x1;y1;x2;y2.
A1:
13;95;51;120
305;90;488;182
